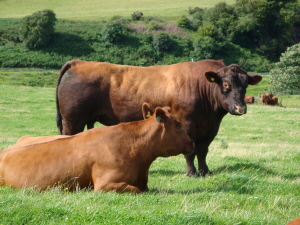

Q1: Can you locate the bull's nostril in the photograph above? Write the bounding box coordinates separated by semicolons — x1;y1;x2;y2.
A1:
233;104;245;114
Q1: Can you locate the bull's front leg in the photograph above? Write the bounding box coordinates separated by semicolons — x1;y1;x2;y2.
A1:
184;150;197;177
95;182;142;194
196;143;211;176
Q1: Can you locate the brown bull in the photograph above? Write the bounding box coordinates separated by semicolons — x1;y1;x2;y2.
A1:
0;104;194;193
56;59;262;176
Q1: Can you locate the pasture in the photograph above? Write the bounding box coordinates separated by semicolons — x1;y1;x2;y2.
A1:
0;72;299;224
0;0;235;21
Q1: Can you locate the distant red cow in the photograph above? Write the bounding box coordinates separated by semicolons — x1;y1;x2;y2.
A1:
0;104;194;194
244;96;255;104
261;93;272;105
267;96;278;105
261;93;278;105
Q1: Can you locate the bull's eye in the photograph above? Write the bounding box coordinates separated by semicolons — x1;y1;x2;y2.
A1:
223;82;231;90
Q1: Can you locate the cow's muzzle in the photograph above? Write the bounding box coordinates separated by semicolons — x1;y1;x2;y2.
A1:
233;104;246;115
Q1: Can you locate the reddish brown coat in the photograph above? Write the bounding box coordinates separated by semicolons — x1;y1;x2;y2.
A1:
261;93;278;105
244;96;255;104
287;217;300;225
56;59;262;176
0;105;193;193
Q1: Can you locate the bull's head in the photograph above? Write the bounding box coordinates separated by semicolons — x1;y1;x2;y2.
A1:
205;64;262;115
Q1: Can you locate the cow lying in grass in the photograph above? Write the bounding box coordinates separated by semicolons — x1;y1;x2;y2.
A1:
261;93;278;105
0;104;194;194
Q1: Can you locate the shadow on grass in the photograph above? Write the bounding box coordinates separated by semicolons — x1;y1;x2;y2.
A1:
213;161;299;181
151;160;299;181
149;169;184;176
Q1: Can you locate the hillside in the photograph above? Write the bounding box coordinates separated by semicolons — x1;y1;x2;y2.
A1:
0;0;235;21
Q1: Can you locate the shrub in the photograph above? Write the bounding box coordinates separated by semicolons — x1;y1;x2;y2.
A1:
101;20;125;43
146;21;163;31
177;16;191;30
21;9;57;49
269;43;300;95
194;24;219;39
153;32;172;53
192;36;220;60
188;7;203;15
131;11;143;21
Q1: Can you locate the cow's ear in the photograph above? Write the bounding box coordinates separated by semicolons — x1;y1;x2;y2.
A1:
205;71;220;83
142;103;154;119
154;107;168;123
248;74;262;85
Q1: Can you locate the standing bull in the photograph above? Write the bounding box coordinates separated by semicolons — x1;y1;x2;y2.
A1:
56;59;262;176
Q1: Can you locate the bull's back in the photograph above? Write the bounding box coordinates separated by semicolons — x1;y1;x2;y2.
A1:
58;61;193;125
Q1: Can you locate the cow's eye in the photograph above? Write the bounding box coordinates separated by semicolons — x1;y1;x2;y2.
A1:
223;82;230;89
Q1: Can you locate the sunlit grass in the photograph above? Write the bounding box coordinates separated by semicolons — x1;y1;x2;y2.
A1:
0;84;299;224
0;0;236;21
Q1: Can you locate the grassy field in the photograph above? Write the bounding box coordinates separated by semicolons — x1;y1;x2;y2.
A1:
0;0;235;21
0;75;300;224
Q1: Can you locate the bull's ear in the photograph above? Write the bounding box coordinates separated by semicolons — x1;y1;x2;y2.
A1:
205;71;220;83
154;107;168;123
248;74;262;85
142;103;154;119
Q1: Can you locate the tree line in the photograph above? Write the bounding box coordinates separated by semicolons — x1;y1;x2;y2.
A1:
0;0;299;81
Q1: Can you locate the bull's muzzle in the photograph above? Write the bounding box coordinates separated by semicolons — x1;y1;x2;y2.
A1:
233;104;246;115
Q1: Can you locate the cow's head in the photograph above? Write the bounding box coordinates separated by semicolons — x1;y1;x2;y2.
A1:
142;103;194;157
205;64;262;115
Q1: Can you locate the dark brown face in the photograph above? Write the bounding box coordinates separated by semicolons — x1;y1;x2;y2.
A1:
205;64;262;115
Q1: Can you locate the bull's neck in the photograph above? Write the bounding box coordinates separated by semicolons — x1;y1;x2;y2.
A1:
197;81;227;117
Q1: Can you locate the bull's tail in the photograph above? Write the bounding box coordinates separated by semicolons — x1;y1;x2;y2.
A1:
56;60;82;134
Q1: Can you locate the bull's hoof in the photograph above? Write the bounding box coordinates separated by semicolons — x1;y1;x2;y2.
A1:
198;170;212;177
185;171;199;177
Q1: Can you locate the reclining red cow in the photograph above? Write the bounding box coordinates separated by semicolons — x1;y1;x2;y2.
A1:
0;104;194;193
261;93;278;105
244;96;255;104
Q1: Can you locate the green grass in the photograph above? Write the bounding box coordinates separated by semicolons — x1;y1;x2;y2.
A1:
0;82;300;224
0;0;236;21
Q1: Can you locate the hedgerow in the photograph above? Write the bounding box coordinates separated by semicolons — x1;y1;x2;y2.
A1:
0;15;272;71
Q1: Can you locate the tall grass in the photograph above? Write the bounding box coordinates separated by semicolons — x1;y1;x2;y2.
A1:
0;82;299;224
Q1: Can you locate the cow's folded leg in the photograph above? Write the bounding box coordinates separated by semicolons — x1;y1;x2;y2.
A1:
95;182;141;194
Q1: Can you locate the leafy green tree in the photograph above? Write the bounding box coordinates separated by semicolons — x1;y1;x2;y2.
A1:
101;20;125;43
192;36;221;60
202;2;237;38
153;32;172;53
269;43;300;95
131;11;143;21
233;0;299;61
21;9;56;49
177;16;192;29
194;24;219;39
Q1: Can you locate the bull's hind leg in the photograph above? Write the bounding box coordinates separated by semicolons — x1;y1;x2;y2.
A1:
62;120;86;135
94;182;141;194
